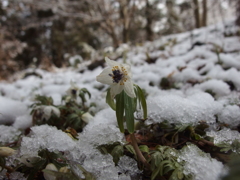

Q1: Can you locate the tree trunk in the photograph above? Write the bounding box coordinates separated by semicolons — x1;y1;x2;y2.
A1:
101;20;120;48
111;32;120;48
202;0;207;27
122;27;128;43
145;0;153;41
193;0;201;28
236;0;240;26
119;0;130;43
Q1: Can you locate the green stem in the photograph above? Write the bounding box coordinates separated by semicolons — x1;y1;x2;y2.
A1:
130;133;150;169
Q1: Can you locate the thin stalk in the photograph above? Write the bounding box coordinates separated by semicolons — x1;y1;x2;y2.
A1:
130;133;150;169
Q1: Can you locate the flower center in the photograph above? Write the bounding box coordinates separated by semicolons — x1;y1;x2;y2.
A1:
112;69;123;83
71;89;77;95
109;66;128;85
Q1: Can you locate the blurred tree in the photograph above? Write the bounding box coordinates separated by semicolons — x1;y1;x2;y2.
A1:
119;0;135;43
178;0;194;31
145;0;153;41
0;0;102;69
193;0;201;28
0;0;236;80
236;0;240;25
145;0;163;41
51;19;66;67
202;0;207;26
165;0;183;34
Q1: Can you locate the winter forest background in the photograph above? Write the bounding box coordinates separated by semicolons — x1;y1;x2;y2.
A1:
1;0;240;180
0;0;238;79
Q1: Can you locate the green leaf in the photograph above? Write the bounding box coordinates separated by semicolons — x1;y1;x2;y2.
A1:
220;147;232;153
79;92;86;102
115;92;125;133
177;170;184;179
0;157;6;171
152;151;162;167
34;95;53;105
135;85;147;119
151;165;161;180
193;133;201;140
125;145;136;156
139;145;149;153
159;160;172;176
80;88;91;99
75;164;96;180
124;92;135;133
42;169;80;180
111;145;124;165
164;165;174;175
175;123;191;132
68;113;80;120
106;89;116;110
169;168;184;180
98;146;108;154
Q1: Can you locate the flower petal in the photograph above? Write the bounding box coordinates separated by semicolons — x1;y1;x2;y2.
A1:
121;64;132;77
110;83;124;98
123;79;136;98
105;57;120;67
96;68;113;85
122;63;131;72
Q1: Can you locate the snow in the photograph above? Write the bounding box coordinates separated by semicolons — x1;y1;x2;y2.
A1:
194;79;231;98
0;20;240;179
218;105;240;127
207;128;240;145
147;91;221;125
0;125;21;144
20;125;76;156
0;96;29;124
117;156;141;177
178;144;226;180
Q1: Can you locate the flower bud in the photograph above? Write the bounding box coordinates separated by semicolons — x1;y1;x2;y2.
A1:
0;147;15;157
43;163;58;180
81;112;93;123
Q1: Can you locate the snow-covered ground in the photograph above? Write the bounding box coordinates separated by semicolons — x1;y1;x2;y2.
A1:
0;20;240;180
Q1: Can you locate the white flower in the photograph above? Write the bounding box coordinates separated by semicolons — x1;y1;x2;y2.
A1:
96;57;135;99
66;81;80;100
19;155;42;167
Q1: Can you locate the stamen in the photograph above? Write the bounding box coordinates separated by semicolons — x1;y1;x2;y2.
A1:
109;66;129;85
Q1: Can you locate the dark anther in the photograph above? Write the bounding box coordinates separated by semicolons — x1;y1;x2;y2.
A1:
111;70;123;83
